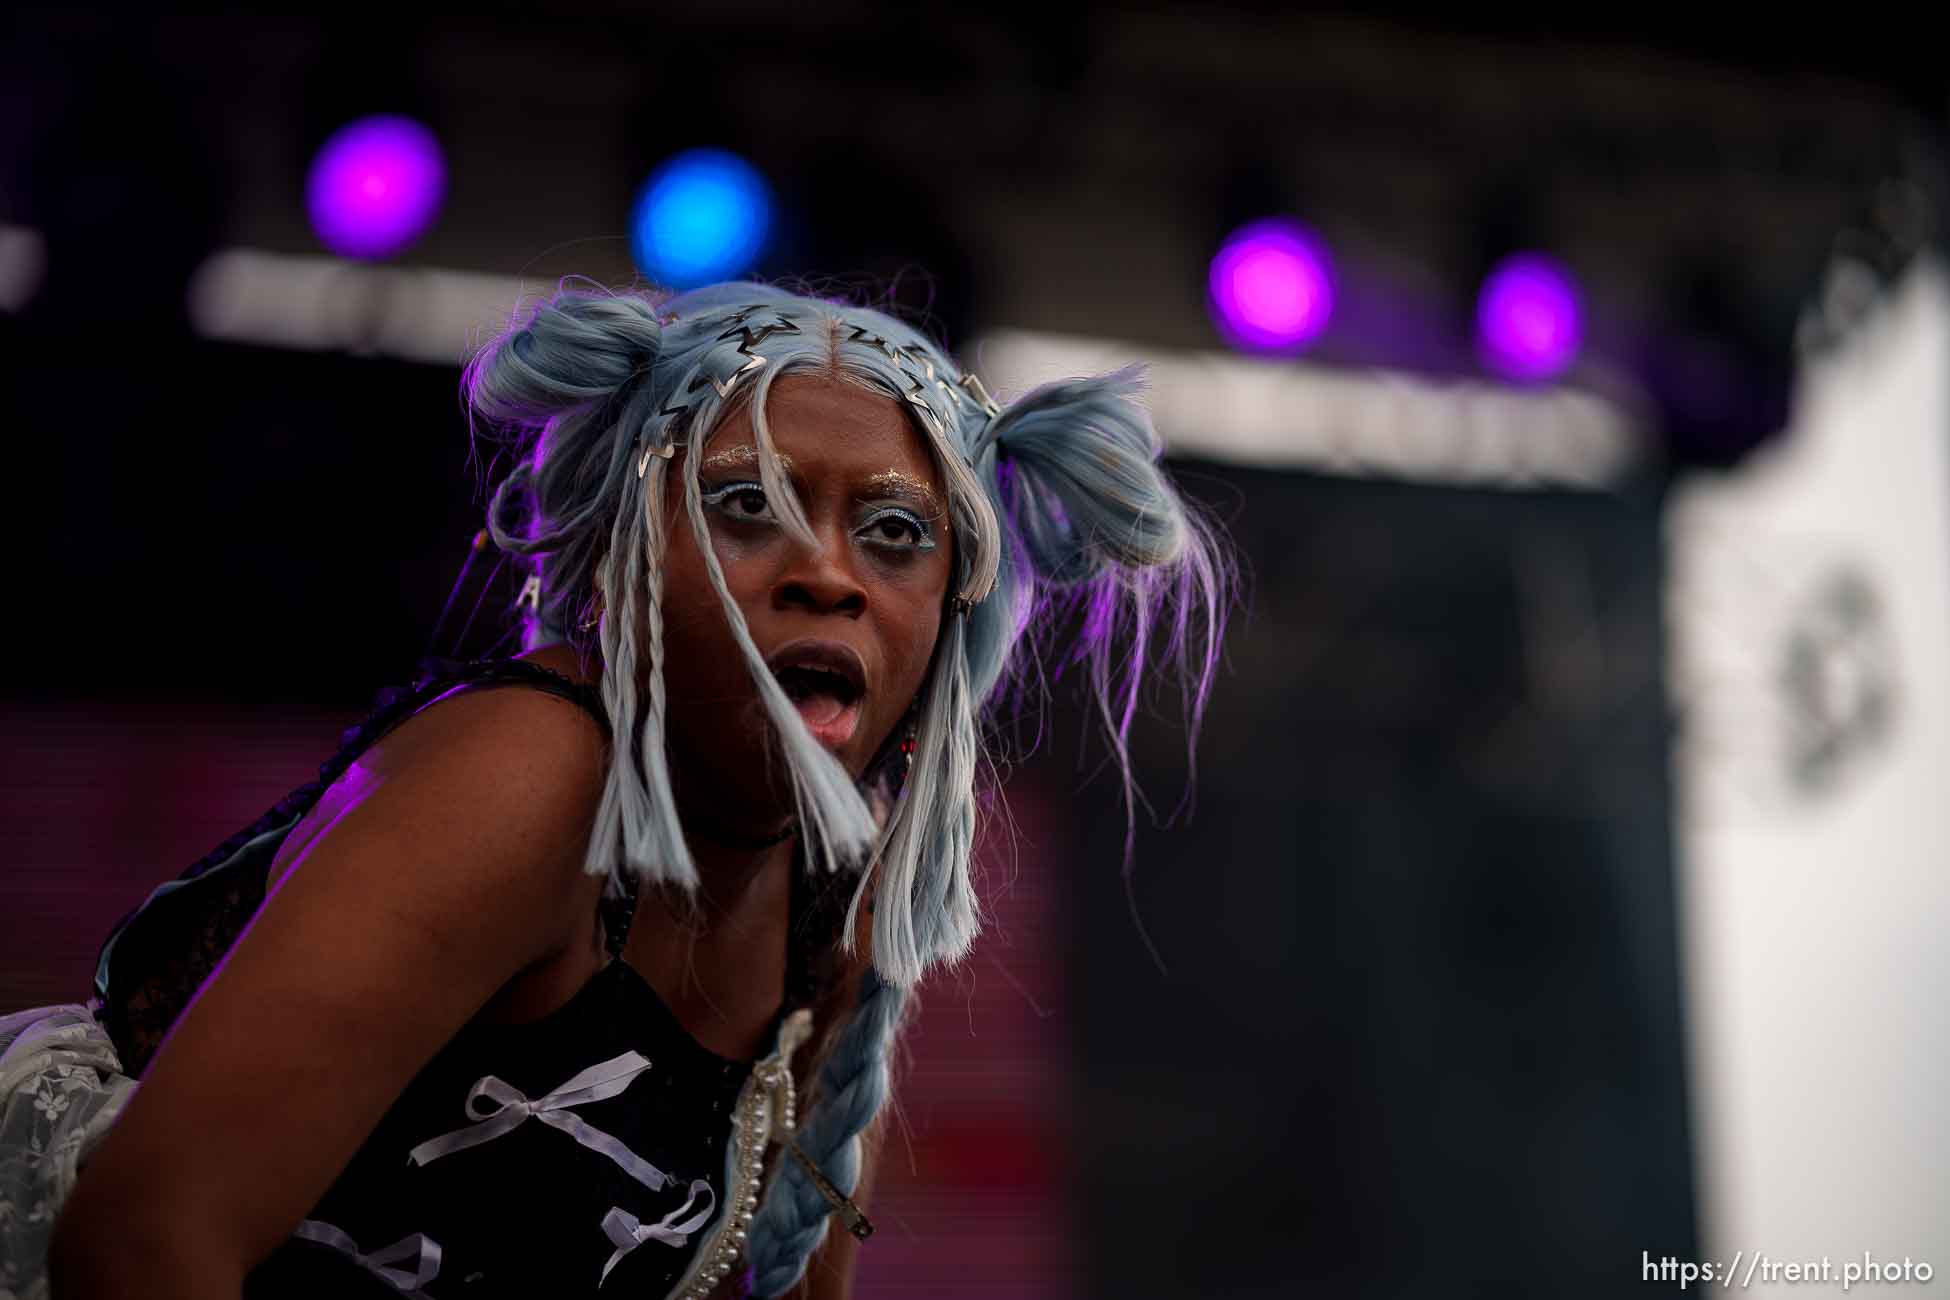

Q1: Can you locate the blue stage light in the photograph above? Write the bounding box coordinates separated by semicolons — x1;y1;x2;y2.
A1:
630;149;772;289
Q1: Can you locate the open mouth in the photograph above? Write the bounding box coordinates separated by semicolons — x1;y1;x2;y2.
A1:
767;644;867;752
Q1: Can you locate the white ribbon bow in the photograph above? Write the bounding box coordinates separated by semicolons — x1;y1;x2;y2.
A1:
598;1180;718;1286
293;1219;442;1296
406;1051;673;1192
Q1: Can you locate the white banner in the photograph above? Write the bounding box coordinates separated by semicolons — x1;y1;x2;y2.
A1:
1666;257;1950;1296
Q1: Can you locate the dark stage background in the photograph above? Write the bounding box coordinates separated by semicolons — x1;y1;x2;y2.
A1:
1062;470;1689;1298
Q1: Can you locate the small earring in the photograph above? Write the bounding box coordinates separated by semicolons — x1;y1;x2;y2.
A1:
899;717;918;773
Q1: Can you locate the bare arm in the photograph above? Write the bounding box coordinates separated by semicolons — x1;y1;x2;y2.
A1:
48;685;608;1298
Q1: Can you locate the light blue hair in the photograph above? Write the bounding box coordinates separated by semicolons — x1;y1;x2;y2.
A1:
464;280;1229;1296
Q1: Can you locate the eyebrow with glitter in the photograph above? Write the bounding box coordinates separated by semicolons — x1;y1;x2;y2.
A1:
861;470;942;516
700;444;795;473
700;446;942;515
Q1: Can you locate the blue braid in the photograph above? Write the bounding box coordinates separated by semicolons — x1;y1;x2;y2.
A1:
745;968;907;1297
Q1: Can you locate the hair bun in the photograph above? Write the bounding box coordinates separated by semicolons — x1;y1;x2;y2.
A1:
983;365;1185;585
466;290;664;428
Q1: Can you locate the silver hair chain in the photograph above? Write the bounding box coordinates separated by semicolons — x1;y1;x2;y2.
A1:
632;305;1003;482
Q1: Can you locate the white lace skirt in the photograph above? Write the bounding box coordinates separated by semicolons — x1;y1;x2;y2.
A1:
0;1004;139;1300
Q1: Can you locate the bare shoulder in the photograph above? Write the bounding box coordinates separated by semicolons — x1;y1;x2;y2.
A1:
274;674;611;890
341;672;607;797
52;675;614;1287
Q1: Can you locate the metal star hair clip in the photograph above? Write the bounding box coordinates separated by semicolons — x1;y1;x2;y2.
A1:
637;305;1006;477
636;436;676;479
957;372;1002;418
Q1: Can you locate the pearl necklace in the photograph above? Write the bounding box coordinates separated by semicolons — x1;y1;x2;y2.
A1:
668;1008;812;1299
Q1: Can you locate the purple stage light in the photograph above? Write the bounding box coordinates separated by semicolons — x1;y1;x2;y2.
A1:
1208;219;1335;353
306;116;446;261
1477;253;1582;381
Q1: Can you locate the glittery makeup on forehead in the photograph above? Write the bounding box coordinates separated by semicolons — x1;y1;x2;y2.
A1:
862;470;942;517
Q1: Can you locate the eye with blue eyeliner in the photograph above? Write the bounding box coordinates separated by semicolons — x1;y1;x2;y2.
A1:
859;505;936;551
701;479;938;552
700;480;775;524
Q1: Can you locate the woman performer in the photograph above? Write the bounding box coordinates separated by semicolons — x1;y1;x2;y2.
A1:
2;280;1226;1299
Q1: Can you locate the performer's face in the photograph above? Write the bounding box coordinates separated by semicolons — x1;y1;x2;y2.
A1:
657;372;955;830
